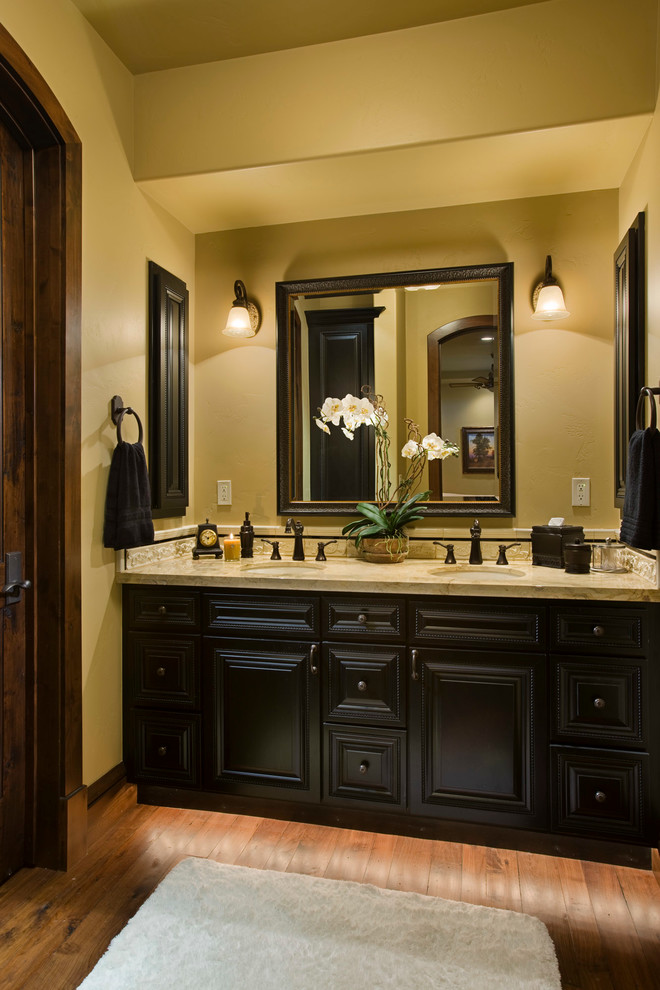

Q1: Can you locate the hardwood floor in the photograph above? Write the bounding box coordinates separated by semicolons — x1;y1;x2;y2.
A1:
0;784;659;989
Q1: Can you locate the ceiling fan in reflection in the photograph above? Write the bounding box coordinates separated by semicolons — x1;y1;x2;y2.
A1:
449;366;494;391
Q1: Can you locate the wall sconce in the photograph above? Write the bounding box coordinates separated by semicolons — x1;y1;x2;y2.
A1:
222;280;261;338
531;256;570;321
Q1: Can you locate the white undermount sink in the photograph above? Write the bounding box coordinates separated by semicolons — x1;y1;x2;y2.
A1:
430;565;527;579
239;560;326;575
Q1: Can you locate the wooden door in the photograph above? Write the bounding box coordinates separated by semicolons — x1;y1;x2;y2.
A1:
307;307;379;502
0;116;31;882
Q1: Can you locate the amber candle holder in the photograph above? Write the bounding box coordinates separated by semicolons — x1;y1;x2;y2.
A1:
223;533;241;561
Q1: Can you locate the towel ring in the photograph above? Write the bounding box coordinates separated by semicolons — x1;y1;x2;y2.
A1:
111;394;144;445
636;386;660;431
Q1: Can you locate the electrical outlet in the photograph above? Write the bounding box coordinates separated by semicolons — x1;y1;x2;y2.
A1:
217;480;232;505
571;478;590;507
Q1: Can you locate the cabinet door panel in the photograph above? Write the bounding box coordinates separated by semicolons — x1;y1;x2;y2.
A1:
409;649;546;827
207;639;320;800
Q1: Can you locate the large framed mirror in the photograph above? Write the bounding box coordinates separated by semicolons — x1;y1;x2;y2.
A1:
276;262;514;516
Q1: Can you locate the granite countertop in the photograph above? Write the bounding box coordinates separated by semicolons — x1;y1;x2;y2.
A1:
116;553;660;602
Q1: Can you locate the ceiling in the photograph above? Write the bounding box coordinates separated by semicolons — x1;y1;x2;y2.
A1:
70;0;549;73
70;0;656;233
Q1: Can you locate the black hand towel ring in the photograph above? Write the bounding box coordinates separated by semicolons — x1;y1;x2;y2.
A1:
636;386;660;431
111;394;144;445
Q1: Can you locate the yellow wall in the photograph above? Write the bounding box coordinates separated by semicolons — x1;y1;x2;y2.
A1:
0;0;196;785
195;189;620;535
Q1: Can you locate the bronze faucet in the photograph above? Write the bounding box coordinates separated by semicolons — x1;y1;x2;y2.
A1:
285;518;305;560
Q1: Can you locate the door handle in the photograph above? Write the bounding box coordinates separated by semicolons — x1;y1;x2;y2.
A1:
1;552;31;605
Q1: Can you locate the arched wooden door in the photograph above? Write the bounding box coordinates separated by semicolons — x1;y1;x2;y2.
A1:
0;25;84;878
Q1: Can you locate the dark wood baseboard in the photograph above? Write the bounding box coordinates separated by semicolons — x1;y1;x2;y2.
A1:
87;763;127;807
136;783;653;870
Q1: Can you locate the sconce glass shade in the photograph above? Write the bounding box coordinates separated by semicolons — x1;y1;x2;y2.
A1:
222;279;260;338
531;283;570;321
531;255;570;321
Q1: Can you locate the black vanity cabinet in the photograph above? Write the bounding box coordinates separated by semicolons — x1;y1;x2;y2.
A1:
122;584;659;866
408;599;547;829
123;586;202;788
203;592;321;801
548;604;654;844
321;595;407;811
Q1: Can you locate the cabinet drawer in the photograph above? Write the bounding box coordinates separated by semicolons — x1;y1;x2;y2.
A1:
323;595;405;641
553;659;643;747
125;633;200;709
324;725;406;808
552;747;648;840
323;644;405;726
411;599;544;649
205;592;319;637
128;712;201;786
551;606;646;655
125;587;200;631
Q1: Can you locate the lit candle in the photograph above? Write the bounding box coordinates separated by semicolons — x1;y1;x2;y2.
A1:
223;533;241;561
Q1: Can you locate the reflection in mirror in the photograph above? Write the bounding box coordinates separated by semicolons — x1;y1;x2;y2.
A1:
276;264;514;516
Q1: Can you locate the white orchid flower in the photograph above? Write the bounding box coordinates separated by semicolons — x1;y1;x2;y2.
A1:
401;440;423;459
355;396;375;422
314;418;331;434
421;433;446;461
341;394;365;424
320;396;343;425
343;413;361;432
341;427;355;440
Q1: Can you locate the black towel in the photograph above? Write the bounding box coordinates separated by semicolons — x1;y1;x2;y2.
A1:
619;427;660;550
103;440;155;550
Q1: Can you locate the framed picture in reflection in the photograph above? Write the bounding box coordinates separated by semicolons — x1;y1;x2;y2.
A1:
461;427;495;474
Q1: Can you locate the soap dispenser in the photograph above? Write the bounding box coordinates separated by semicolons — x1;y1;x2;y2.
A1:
240;511;255;558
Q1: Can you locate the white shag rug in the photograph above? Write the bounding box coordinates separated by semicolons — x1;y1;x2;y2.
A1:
78;857;561;989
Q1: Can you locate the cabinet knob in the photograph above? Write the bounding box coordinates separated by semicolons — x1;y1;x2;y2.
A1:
357;680;367;692
358;613;367;624
157;745;167;757
593;697;606;709
592;625;605;637
158;605;167;616
595;790;607;803
156;666;166;678
359;760;369;774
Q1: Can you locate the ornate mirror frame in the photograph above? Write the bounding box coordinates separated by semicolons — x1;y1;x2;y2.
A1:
276;263;515;517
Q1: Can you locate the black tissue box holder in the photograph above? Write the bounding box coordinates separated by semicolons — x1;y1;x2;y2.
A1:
531;525;584;568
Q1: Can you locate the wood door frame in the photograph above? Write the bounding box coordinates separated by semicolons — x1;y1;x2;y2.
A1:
0;25;84;870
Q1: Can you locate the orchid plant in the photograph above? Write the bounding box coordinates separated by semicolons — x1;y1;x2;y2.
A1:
315;388;459;549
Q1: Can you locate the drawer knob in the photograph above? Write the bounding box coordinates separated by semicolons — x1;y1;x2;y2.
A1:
595;790;607;803
592;625;605;637
156;666;166;677
157;745;167;757
358;613;368;624
593;697;606;709
357;680;367;692
359;760;369;774
158;605;167;616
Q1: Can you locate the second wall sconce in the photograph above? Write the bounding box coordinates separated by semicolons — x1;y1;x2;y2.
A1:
222;279;261;338
531;255;570;321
